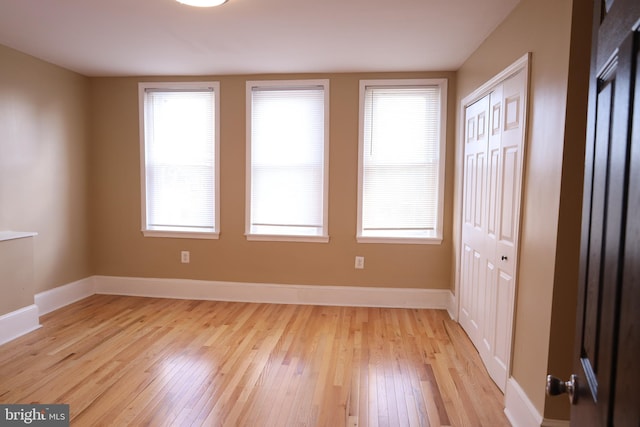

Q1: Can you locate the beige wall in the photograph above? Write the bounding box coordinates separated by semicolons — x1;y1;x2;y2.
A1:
0;237;35;314
545;0;592;419
0;45;91;314
456;0;575;419
89;72;456;289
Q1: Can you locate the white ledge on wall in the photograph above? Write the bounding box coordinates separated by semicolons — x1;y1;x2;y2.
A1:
0;231;38;242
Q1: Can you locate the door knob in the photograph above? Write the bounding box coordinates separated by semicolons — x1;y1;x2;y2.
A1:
501;255;508;261
546;374;578;404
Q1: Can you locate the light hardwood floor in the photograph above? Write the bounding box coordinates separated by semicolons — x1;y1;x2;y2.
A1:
0;295;510;426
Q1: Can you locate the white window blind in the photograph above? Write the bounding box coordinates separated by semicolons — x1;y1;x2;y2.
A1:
140;82;219;238
358;80;446;242
246;81;329;241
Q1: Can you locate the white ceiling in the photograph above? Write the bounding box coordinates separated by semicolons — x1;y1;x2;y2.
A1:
0;0;520;77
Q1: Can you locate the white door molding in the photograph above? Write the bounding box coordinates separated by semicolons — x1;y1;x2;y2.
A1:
455;52;530;391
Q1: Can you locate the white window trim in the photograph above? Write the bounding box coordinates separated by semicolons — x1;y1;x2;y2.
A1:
138;81;221;240
356;78;447;245
245;79;330;243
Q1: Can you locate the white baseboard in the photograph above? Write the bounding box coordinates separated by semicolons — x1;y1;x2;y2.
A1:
35;277;96;316
505;377;544;427
446;290;457;320
94;275;454;310
0;304;40;346
2;275;453;346
503;379;570;427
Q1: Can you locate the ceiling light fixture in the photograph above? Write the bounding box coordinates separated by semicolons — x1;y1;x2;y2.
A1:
176;0;227;7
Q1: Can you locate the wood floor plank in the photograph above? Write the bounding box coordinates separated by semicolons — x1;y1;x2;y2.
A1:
0;295;510;426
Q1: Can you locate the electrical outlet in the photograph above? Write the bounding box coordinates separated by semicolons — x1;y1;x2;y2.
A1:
355;256;365;269
181;251;190;264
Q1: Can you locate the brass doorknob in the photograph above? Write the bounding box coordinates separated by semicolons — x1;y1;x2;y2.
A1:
546;374;578;404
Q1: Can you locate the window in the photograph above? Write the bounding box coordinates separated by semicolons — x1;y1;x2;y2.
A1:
246;80;330;242
357;79;447;244
139;82;220;239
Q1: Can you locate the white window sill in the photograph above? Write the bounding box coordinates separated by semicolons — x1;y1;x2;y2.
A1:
356;236;442;245
246;234;330;243
142;230;220;240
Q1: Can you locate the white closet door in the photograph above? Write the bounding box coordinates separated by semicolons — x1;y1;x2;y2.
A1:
460;93;490;349
459;69;526;392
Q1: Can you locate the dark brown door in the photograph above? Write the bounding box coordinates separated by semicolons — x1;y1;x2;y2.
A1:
572;0;640;425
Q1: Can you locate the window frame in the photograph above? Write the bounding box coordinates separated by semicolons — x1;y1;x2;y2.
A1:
356;78;447;245
138;81;221;240
245;79;330;243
